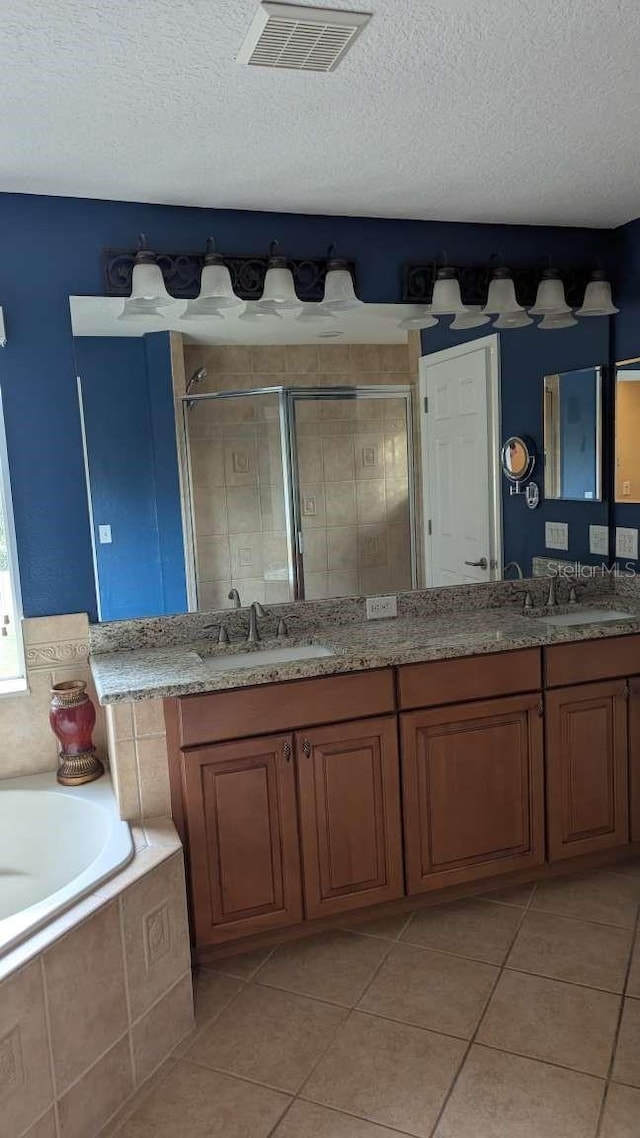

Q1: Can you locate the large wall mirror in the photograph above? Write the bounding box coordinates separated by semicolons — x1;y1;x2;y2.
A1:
543;367;602;501
70;296;611;620
615;358;640;502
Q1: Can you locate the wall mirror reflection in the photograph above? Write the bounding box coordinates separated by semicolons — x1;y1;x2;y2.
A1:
543;367;602;501
70;296;610;621
616;357;640;502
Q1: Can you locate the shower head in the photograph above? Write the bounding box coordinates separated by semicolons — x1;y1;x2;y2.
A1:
186;366;208;396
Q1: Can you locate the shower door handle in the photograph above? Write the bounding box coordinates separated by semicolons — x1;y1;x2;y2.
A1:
464;557;488;570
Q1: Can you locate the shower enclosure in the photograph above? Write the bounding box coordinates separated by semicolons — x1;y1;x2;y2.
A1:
182;386;417;608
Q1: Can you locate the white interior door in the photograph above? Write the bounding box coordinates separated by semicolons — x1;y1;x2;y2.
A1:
420;335;501;587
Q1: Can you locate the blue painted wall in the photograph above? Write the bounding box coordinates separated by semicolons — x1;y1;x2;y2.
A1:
0;191;618;617
76;333;187;620
420;320;611;575
559;368;598;501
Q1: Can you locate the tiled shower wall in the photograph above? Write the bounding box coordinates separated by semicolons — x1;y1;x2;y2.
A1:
182;341;418;604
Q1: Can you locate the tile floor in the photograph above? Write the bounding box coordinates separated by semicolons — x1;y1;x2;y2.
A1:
107;865;640;1137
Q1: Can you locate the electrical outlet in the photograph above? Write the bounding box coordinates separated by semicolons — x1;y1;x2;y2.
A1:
545;521;568;551
589;525;609;556
366;595;398;620
616;526;638;560
623;481;631;496
98;524;112;544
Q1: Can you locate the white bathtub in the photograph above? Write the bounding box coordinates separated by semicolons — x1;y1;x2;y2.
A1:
0;771;133;956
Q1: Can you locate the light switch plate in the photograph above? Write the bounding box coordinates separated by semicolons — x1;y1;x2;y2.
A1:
366;595;398;620
589;525;609;556
616;526;638;560
98;524;112;544
545;521;568;551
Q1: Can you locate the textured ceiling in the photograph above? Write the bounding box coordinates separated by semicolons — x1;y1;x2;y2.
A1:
2;0;640;227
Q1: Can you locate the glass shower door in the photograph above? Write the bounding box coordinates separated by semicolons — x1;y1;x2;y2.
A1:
290;389;415;600
185;390;294;609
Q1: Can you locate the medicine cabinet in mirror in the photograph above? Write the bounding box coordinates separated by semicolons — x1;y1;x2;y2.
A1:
543;366;602;501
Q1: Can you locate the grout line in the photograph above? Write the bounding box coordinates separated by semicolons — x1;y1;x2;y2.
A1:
116;894;137;1089
425;874;538;1138
39;955;61;1138
595;905;640;1137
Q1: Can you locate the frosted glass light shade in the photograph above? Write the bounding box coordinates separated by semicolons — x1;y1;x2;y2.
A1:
296;304;336;323
321;261;363;311
431;268;468;315
259;259;301;310
239;301;282;322
450;309;491;330
483;269;525;315
530;271;571;315
117;301;164;322
538;312;578;329
493;310;533;329
179;303;225;320
576;273;619;316
129;261;173;307
398;308;439;330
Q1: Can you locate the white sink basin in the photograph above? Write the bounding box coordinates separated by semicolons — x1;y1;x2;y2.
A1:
536;609;636;628
197;644;334;670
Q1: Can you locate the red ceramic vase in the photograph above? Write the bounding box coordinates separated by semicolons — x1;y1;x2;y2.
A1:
50;680;103;785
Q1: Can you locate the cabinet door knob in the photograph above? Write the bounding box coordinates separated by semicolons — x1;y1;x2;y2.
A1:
302;738;311;758
464;557;488;570
282;741;292;762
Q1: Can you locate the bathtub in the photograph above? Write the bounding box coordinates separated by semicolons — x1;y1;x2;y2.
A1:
0;770;133;956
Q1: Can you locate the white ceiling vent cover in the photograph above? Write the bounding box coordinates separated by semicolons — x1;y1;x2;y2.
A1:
237;2;372;72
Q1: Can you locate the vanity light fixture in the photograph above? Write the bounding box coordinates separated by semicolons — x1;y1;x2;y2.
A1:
320;247;363;311
118;235;174;319
529;268;572;316
258;242;302;312
182;238;242;317
430;267;468;315
493;310;533;329
576;270;620;316
538;311;578;330
397;308;439;330
296;303;336;323
238;300;282;321
450;308;490;330
482;267;529;324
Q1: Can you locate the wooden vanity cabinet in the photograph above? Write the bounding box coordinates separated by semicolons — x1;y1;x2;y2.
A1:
401;693;545;894
626;677;640;842
295;716;404;918
181;733;303;945
544;680;629;860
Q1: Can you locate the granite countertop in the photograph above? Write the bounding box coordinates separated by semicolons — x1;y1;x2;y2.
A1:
90;598;640;704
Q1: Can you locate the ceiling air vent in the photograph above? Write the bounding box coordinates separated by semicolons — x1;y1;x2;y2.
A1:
237;2;371;72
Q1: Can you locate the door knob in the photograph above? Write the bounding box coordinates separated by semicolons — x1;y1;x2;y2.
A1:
464;557;488;570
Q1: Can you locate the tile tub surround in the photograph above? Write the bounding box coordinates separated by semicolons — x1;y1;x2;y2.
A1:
0;613;106;780
89;574;639;706
99;862;640;1138
0;825;193;1138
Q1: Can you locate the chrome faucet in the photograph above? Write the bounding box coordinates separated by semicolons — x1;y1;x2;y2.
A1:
546;572;559;607
504;561;524;580
228;588;242;609
247;601;266;644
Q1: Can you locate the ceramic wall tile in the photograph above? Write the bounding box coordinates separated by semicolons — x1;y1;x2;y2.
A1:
131;972;194;1086
196;536;231;581
121;854;191;1020
136;735;171;819
0;961;54;1137
57;1034;133;1138
226;487;261;533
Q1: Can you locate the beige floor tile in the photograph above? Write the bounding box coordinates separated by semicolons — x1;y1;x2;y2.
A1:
340;911;412;941
192;967;244;1025
609;859;640;880
185;984;346;1093
612;998;640;1087
507;911;632;992
483;883;535;907
21;1109;57;1138
401;898;522;964
599;1083;640;1138
273;1100;403;1136
206;945;276;980
477;968;620;1076
627;938;640;997
433;1045;604;1138
132;972;194;1086
359;944;497;1039
531;871;640;929
302;1010;465;1137
257;931;389;1006
117;1061;290;1137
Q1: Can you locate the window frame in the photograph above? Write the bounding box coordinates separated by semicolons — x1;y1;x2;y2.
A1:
0;385;26;692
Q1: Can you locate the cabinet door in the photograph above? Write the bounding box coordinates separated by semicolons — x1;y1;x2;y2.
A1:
296;716;404;919
182;734;302;946
630;678;640;842
401;694;545;894
546;680;629;860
